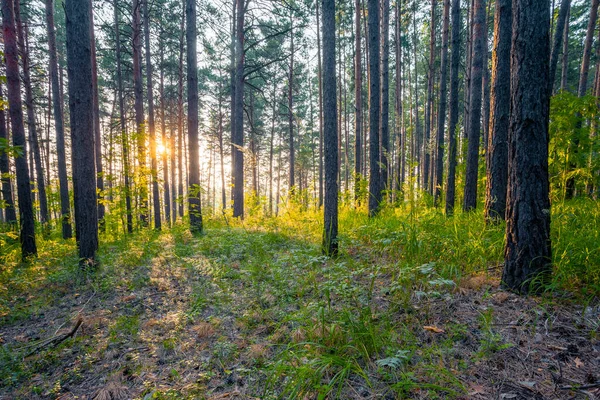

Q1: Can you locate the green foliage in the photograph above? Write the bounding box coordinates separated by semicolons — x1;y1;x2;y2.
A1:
549;91;600;199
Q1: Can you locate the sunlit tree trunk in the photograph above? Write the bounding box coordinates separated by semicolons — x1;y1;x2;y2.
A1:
232;0;245;218
65;0;99;264
484;0;511;221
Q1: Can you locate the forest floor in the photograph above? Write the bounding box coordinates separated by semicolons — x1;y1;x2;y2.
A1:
1;202;599;399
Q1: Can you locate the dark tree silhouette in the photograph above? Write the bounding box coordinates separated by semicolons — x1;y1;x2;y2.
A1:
322;0;338;256
502;0;551;293
367;0;381;216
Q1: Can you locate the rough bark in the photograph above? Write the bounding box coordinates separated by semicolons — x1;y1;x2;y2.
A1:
434;0;450;206
322;0;338;256
503;0;551;294
65;0;99;264
367;0;381;216
394;0;403;196
462;0;485;212
177;10;184;218
484;0;511;221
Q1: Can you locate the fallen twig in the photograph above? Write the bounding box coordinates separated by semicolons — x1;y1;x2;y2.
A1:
24;317;83;358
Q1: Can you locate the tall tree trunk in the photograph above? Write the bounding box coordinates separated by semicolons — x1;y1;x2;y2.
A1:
177;10;185;218
394;0;404;197
159;39;171;225
288;22;295;193
232;0;245;218
565;0;598;198
15;4;49;229
90;2;105;231
412;1;421;188
560;6;569;91
114;0;133;233
218;88;226;212
45;0;71;237
380;0;390;196
133;0;147;226
3;0;37;258
462;0;485;211
354;0;362;203
269;82;276;215
367;0;381;216
484;0;511;221
186;0;202;232
481;1;491;153
317;0;324;207
549;0;570;93
502;0;551;294
144;0;161;230
434;0;450;205
65;0;99;264
322;0;338;256
423;0;435;193
0;83;17;224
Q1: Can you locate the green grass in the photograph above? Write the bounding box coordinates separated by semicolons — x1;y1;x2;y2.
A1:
0;199;598;398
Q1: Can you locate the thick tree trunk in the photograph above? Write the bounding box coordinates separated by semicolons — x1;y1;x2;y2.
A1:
462;0;485;212
367;0;381;216
322;0;338;256
434;0;450;206
549;0;570;94
484;0;511;221
15;4;48;229
232;0;245;218
65;0;99;264
45;0;71;238
354;0;362;203
144;0;161;230
186;0;202;232
114;0;133;233
0;83;17;224
380;0;390;195
133;0;147;226
503;0;551;294
2;0;37;258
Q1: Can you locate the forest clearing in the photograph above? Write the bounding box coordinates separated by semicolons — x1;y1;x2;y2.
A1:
1;0;600;396
1;202;599;399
